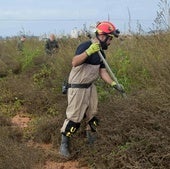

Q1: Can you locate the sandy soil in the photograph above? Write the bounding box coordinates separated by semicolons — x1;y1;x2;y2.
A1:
11;113;31;128
11;113;88;169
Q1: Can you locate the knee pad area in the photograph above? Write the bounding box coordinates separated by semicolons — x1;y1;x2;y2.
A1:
88;117;99;132
64;120;80;137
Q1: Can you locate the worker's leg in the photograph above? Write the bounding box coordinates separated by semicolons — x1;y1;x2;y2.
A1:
85;85;99;144
60;88;89;157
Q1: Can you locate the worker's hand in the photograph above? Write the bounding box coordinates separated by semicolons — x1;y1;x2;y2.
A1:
111;81;125;93
85;43;100;56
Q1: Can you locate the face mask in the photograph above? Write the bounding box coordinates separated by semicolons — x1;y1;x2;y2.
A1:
100;41;108;50
96;33;110;50
100;35;111;50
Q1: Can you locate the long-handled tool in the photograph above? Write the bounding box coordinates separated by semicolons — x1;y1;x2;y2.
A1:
87;30;127;98
98;50;127;98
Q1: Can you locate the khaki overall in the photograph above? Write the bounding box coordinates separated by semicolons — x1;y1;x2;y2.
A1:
61;63;100;133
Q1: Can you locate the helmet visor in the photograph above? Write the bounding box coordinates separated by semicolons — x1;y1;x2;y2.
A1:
113;29;120;38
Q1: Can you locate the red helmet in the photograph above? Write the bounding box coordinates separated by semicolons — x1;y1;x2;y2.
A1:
96;21;120;37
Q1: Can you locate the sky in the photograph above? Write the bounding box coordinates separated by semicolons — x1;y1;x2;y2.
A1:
0;0;166;37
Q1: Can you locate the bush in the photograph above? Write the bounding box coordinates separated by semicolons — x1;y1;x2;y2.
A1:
0;127;43;169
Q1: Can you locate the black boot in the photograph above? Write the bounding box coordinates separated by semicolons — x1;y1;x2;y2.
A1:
86;130;97;145
59;134;70;158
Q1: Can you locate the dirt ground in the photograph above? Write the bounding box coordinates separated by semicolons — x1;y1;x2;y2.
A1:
11;113;89;169
43;161;88;169
9;88;170;169
11;114;31;129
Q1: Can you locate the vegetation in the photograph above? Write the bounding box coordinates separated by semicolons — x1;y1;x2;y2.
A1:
0;31;170;169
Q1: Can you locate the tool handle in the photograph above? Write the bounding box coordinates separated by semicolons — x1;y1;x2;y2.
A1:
98;51;127;98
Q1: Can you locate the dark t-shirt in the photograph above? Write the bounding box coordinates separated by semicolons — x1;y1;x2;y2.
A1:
45;39;59;54
75;41;106;68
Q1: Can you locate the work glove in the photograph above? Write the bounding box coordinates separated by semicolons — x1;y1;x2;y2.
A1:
111;81;125;93
85;43;100;56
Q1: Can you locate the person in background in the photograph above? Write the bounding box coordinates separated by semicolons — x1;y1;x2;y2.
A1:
59;21;125;158
45;34;59;55
17;35;26;51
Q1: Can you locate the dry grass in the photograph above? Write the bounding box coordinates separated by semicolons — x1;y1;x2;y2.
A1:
0;33;169;168
0;115;44;169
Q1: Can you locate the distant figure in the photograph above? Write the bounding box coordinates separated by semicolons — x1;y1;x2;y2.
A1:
45;34;59;55
17;35;26;51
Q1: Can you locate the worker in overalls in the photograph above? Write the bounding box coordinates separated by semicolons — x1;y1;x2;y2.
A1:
60;21;124;158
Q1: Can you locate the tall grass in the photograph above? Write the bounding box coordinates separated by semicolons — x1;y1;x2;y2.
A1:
107;32;170;92
0;31;170;168
0;33;169;115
